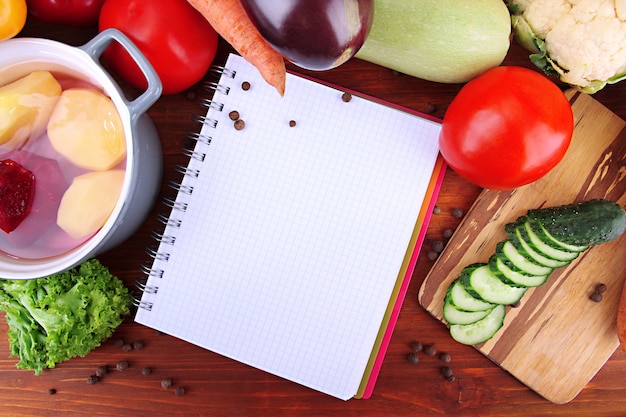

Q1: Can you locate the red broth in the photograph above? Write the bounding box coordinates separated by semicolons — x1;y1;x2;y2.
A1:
0;72;126;260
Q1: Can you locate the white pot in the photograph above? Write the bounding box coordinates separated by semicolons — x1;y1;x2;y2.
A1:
0;29;163;279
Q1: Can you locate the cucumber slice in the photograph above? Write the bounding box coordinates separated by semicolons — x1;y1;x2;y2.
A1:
446;278;496;312
497;241;553;277
450;304;506;345
489;255;548;287
460;264;527;305
510;223;570;268
522;220;581;261
529;219;588;252
443;298;493;325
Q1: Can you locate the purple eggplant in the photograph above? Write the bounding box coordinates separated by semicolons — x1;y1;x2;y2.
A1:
240;0;374;71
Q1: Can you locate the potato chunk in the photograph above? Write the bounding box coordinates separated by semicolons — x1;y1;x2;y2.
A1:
0;70;62;151
57;170;125;239
48;88;126;170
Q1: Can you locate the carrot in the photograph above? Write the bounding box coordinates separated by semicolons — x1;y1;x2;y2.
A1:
618;279;626;351
186;0;286;96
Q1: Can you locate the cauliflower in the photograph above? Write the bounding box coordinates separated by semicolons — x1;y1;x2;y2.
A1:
507;0;626;93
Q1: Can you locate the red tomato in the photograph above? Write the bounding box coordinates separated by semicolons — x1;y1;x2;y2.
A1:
98;0;218;94
438;66;574;190
26;0;105;28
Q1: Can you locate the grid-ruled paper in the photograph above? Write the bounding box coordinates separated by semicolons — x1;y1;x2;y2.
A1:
135;54;441;400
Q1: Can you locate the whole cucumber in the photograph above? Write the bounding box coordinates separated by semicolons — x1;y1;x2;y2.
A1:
527;199;626;246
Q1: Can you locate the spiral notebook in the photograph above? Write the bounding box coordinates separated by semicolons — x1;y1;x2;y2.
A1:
134;53;445;400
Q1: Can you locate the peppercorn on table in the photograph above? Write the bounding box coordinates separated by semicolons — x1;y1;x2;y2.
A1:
1;16;625;417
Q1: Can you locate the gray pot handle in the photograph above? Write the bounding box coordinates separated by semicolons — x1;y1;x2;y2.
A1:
79;28;162;118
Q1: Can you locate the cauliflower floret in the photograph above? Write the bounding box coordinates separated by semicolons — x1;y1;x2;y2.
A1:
508;0;626;93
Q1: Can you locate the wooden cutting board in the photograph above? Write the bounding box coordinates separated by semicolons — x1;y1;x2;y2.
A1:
418;90;626;404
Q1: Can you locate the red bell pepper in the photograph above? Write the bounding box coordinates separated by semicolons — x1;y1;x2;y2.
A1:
26;0;105;28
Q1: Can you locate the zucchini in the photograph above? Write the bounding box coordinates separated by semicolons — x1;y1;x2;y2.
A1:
496;241;553;277
488;255;549;287
527;199;626;246
460;264;527;305
446;278;496;312
449;304;506;345
506;221;569;268
443;298;493;325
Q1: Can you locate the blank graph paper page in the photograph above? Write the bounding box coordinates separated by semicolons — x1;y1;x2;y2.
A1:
135;54;442;400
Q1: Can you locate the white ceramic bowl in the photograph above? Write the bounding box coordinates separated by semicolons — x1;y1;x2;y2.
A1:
0;29;163;279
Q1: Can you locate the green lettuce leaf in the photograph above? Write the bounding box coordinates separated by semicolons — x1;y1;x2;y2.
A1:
0;259;131;375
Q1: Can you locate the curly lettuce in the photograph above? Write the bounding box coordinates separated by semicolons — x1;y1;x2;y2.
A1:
0;259;131;375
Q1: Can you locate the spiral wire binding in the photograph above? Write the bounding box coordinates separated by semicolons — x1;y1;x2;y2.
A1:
163;196;188;213
207;65;236;79
181;147;206;162
192;114;218;129
135;279;158;295
200;98;225;111
151;230;177;245
186;131;212;146
135;62;235;311
175;164;200;178
168;181;193;196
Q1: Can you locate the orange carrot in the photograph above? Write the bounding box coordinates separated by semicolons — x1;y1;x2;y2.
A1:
187;0;286;96
618;279;626;351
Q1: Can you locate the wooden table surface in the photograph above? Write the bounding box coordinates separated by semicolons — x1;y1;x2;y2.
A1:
1;17;625;417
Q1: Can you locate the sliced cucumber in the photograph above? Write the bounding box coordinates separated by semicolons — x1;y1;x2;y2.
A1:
529;219;588;252
509;223;570;268
522;220;582;261
449;304;506;345
446;278;496;312
488;255;548;287
460;264;527;305
444;199;626;346
497;241;553;277
443;298;493;325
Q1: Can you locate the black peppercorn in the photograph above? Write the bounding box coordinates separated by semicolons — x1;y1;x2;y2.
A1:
590;291;603;302
439;352;451;363
133;340;145;351
141;367;152;376
234;119;245;130
87;375;100;385
95;365;108;377
116;360;129;371
410;341;423;352
122;343;132;352
161;378;173;389
423;344;437;357
228;110;240;121
452;208;464;218
595;283;607;293
441;366;453;379
442;228;454;239
114;339;124;348
406;352;419;364
175;387;186;396
48;388;57;395
427;250;438;261
431;239;445;253
185;90;196;101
